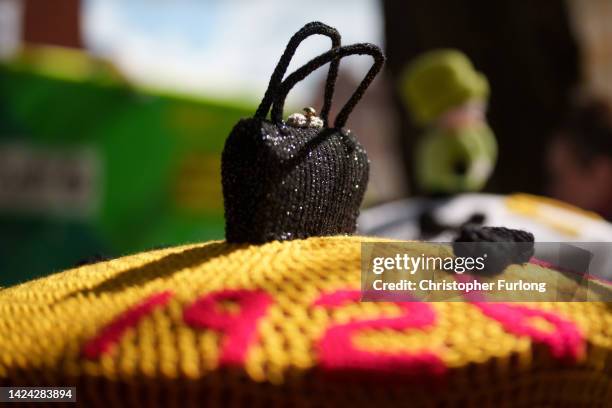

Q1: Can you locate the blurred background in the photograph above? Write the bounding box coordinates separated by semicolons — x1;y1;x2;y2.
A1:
1;0;611;285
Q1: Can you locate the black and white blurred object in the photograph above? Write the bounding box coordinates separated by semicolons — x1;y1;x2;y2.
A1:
358;193;612;279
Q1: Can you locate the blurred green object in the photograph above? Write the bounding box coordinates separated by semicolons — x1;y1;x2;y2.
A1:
416;124;497;193
399;49;497;194
0;46;253;285
400;49;489;126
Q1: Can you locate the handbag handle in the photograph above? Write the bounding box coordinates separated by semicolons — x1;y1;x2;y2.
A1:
254;22;341;126
271;43;384;129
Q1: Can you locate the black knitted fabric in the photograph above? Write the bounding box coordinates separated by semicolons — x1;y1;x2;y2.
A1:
453;225;535;275
222;23;385;243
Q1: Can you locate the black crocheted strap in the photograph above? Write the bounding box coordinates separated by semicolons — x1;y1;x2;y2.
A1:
254;22;341;126
455;226;535;244
271;43;385;129
453;226;535;275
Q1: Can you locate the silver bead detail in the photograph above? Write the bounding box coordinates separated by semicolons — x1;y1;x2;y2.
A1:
286;107;324;129
308;116;324;129
287;112;307;127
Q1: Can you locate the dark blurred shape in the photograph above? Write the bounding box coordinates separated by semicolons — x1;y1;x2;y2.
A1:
464;212;486;226
384;0;579;195
418;210;446;237
559;243;593;277
556;243;592;301
75;253;111;267
22;0;82;48
557;99;612;165
547;98;612;219
454;225;535;275
419;208;485;238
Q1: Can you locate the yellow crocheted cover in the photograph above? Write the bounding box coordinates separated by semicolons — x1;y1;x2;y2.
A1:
1;236;610;407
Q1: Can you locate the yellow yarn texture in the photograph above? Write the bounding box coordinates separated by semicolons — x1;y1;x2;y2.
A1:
0;236;610;407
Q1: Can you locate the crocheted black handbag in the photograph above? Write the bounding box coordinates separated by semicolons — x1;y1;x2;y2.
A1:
222;22;384;243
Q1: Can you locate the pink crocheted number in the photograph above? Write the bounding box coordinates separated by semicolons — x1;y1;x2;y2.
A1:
82;290;174;359
183;289;273;366
473;303;585;361
314;290;446;377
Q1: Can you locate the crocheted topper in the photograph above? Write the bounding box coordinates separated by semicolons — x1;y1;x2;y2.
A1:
3;235;611;407
221;22;384;243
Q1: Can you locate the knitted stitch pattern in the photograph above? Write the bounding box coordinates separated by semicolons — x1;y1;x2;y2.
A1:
222;33;384;243
1;236;610;407
222;119;369;243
